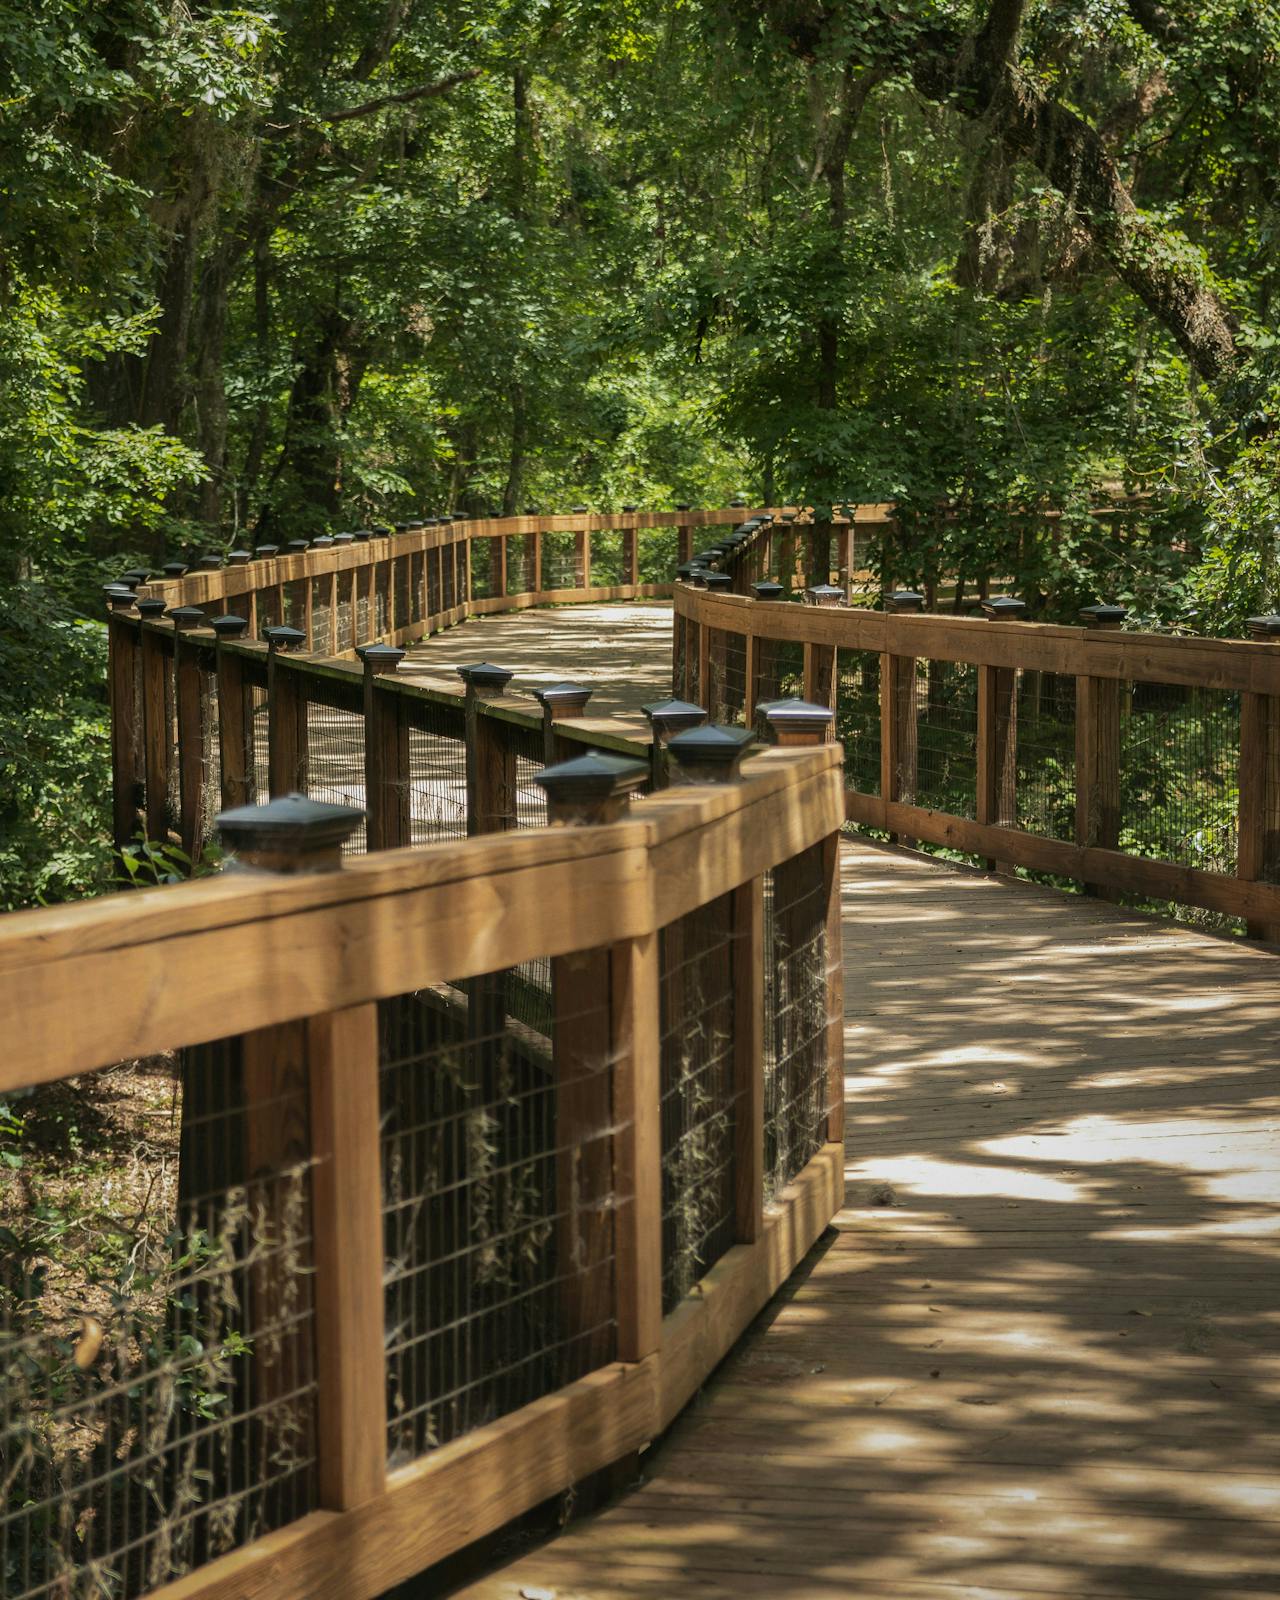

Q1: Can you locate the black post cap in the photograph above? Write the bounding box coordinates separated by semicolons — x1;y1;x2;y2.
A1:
762;698;835;745
456;661;514;694
255;543;280;559
752;580;784;600
285;538;310;553
162;560;189;578
642;697;708;739
730;497;747;507
169;605;209;631
676;562;699;580
675;502;692;511
265;624;308;651
1079;603;1128;626
198;553;224;569
357;642;406;672
621;503;638;513
137;597;168;618
352;528;372;541
666;723;755;784
217;793;364;870
211;613;250;640
886;589;925;613
312;534;334;548
332;531;354;544
227;549;252;565
532;682;594;717
704;572;733;590
1246;614;1280;639
572;505;589;514
695;548;721;565
119;569;150;587
804;584;845;607
981;596;1028;620
103;584;136;611
534;751;649;823
688;569;709;587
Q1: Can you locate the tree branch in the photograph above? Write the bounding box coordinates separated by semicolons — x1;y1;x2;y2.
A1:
270;69;482;136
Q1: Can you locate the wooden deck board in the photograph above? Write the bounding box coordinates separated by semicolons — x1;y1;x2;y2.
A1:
451;839;1280;1600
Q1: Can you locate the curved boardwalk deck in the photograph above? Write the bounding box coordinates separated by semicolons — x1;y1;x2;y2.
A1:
424;605;1280;1600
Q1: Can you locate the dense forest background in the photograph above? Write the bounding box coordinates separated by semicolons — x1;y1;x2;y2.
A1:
3;0;1279;905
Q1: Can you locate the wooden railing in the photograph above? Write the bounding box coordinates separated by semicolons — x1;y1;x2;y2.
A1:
0;738;846;1600
676;568;1280;937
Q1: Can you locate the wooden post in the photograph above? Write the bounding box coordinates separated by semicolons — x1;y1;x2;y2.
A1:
213;800;374;1510
1076;605;1125;898
578;528;591;591
459;664;517;835
139;611;172;841
108;609;141;848
732;878;764;1243
823;828;845;1149
880;645;918;848
533;529;543;594
492;534;507;599
533;682;594;766
308;1003;388;1509
1239;615;1280;940
267;627;309;797
803;641;837;711
977;597;1024;874
360;644;409;849
612;932;662;1363
174;617;212;860
212;615;254;810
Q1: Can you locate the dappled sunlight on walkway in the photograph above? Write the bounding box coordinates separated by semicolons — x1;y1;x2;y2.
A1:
454;839;1280;1600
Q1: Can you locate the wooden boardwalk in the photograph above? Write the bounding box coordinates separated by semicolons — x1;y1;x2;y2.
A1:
453;841;1280;1600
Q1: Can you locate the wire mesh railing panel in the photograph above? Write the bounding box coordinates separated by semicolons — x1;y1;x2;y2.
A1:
441;547;456;613
394;559;411;631
374;566;390;636
516;752;547;829
589;531;624;586
336;572;355;652
283;580;307;634
406;709;467;844
455;544;469;606
1;1039;318;1599
256;587;282;633
717;631;748;725
658;896;738;1312
310;578;331;652
197;668;222;852
506;535;535;596
835;650;881;795
1014;670;1076;841
354;575;371;645
1121;682;1239;874
305;701;368;854
409;553;424;625
379;957;617;1466
540;532;579;591
252;696;270;802
762;850;829;1202
426;550;441;618
915;659;979;818
638;527;676;583
470;540;493;602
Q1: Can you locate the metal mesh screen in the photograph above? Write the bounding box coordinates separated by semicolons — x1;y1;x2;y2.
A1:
379;958;617;1466
507;535;536;595
763;851;830;1201
541;532;579;591
394;557;411;631
427;549;441;619
639;527;676;583
717;630;748;725
336;571;355;652
374;565;390;636
310;578;331;653
355;573;371;645
441;545;456;612
283;580;306;634
516;752;548;829
1015;670;1076;841
470;540;493;602
589;530;624;586
835;650;881;794
410;552;424;624
256;586;281;633
406;704;467;844
916;659;978;817
305;697;368;855
658;896;738;1312
1121;682;1239;874
1;1038;317;1598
